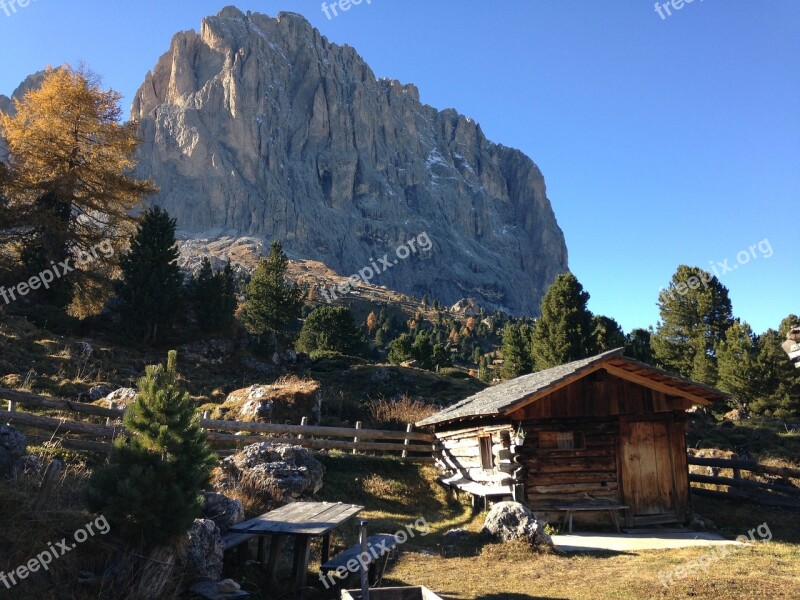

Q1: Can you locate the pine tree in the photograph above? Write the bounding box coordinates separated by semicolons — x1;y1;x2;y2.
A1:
388;333;414;365
242;241;304;341
296;306;366;357
0;66;156;314
478;356;492;382
592;315;625;352
717;320;758;410
192;258;237;333
530;273;595;370
86;351;216;549
750;329;800;418
651;265;732;383
623;328;653;363
116;206;184;344
501;322;533;378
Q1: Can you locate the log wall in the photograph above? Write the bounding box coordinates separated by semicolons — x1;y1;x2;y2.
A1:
435;423;515;483
519;418;620;508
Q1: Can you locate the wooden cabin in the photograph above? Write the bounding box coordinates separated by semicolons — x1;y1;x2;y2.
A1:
418;349;729;528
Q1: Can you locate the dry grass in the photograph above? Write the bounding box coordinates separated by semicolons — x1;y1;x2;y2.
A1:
369;395;437;428
0;450;118;598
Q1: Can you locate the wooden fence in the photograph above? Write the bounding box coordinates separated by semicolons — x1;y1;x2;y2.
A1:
0;387;437;463
688;455;800;509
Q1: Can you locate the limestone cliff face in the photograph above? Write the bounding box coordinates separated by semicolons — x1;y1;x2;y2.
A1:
130;7;568;315
0;71;48;164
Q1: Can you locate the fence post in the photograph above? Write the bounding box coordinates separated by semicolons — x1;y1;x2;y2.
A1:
352;421;362;455
8;399;16;412
298;416;308;439
105;401;117;427
200;411;210;433
402;423;413;458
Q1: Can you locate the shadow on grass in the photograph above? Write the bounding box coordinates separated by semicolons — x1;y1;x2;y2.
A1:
476;595;571;600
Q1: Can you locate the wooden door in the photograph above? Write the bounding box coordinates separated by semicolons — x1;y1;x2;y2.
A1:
620;419;679;525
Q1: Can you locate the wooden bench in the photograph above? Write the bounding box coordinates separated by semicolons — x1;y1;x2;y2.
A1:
437;474;513;511
551;503;629;533
320;534;400;588
222;531;258;566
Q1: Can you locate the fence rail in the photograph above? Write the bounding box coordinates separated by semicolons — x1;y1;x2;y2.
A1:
688;455;800;509
0;387;436;463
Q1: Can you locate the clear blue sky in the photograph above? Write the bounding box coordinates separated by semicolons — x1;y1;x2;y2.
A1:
1;1;798;335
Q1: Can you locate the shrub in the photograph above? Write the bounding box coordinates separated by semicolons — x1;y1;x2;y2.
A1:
85;351;216;549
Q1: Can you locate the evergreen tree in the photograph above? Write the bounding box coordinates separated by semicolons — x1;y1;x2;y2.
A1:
530;273;595;370
624;328;654;364
388;333;415;364
0;66;156;314
116;206;183;344
296;306;366;357
717;320;758;410
478;356;492;382
750;329;800;418
86;351;215;549
242;241;304;341
592;315;625;352
501;322;533;378
779;314;800;338
651;265;732;384
191;258;237;333
472;345;482;365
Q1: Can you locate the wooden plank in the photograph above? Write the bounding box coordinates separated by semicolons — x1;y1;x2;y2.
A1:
321;534;400;571
619;419;642;517
688;457;800;480
201;418;435;442
652;420;675;514
528;482;618;494
204;432;433;454
670;420;690;521
690;486;800;509
0;387;124;419
527;458;616;474
26;435;112;453
0;410;117;439
602;364;714;406
689;474;800;497
527;471;617;485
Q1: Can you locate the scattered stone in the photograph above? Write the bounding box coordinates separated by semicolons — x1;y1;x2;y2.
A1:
218;579;242;593
103;387;138;408
202;491;245;534
0;424;27;478
89;385;113;401
190;577;249;599
219;443;324;503
443;528;469;542
482;501;553;548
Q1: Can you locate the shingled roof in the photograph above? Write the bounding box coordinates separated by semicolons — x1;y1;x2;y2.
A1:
417;348;729;427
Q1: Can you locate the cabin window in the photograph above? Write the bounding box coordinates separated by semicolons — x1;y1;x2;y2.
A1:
539;431;585;451
478;435;494;469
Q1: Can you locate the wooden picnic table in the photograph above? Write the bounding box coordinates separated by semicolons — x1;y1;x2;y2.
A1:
228;501;364;595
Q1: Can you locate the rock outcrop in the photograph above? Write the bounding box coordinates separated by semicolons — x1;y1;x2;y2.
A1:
131;7;569;316
219;442;325;503
215;378;322;424
482;501;553;548
0;70;49;163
